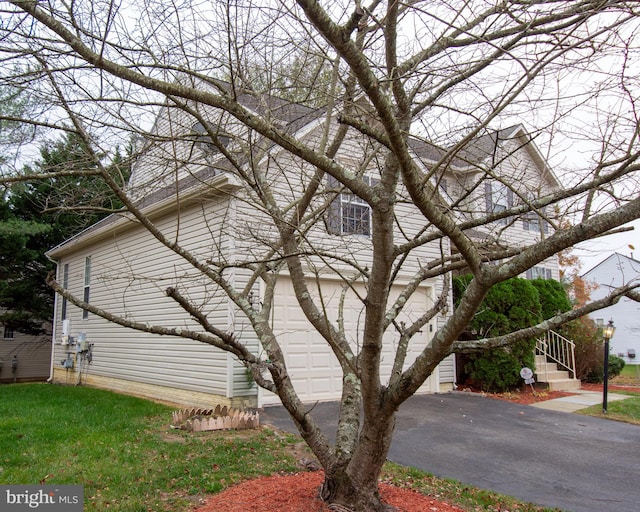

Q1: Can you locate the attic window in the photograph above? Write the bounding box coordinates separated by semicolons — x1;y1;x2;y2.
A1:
192;122;231;154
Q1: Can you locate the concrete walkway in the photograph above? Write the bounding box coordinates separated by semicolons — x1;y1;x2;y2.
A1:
530;389;631;412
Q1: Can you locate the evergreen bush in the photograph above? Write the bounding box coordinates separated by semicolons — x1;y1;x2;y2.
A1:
454;276;543;392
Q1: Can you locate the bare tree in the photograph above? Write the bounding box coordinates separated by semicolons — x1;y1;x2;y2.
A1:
2;1;640;510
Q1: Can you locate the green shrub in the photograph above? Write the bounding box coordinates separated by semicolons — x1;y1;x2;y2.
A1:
609;353;626;377
454;276;543;392
530;278;572;319
584;353;626;383
465;341;536;392
559;317;602;381
585;365;603;383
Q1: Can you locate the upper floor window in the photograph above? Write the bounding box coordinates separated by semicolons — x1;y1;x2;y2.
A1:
523;212;549;233
326;175;376;237
3;325;14;339
485;181;513;221
82;257;91;320
520;191;549;233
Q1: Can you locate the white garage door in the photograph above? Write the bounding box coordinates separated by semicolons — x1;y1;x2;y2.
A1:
260;277;436;406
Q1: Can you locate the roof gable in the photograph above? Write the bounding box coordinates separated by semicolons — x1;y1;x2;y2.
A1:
582;252;640;280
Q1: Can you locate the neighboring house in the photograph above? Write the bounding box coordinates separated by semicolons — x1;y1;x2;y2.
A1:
0;320;52;383
582;252;640;364
45;87;560;408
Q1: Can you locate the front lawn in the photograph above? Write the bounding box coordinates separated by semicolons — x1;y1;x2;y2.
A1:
613;364;640;386
0;383;560;512
579;388;640;424
0;383;300;511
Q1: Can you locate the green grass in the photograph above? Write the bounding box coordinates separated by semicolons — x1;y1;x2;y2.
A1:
615;364;640;384
381;463;560;511
0;383;562;512
0;383;300;511
580;388;640;425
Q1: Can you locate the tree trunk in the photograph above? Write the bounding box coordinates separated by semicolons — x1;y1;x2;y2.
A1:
321;467;391;512
320;410;396;512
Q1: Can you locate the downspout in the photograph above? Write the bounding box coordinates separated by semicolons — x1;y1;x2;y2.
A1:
45;253;59;383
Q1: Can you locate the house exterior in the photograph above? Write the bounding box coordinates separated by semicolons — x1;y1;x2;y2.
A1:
0;322;51;383
410;125;561;280
582;252;640;364
46;89;560;408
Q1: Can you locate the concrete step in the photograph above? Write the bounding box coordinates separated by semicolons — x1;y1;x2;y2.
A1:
536;369;570;381
535;355;547;366
544;378;582;392
536;362;559;373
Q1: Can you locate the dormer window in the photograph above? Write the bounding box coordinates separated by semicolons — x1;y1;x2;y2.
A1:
191;122;231;154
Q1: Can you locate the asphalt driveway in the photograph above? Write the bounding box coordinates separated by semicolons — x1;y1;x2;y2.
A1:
261;392;640;512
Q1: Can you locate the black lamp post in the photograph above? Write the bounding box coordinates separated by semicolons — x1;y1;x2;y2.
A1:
602;319;616;414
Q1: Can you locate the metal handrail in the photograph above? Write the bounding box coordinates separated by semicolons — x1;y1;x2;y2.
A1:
535;331;576;380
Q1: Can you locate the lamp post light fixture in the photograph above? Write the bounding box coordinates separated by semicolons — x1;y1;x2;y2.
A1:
602;319;616;414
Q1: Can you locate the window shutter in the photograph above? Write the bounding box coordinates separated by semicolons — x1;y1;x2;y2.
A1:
507;189;514;208
326;175;341;235
546;268;552;279
523;218;529;230
485;182;493;213
526;268;533;279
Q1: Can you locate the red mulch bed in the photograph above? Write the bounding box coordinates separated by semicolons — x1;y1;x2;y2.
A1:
457;386;573;405
579;382;640;393
193;471;464;512
458;382;639;405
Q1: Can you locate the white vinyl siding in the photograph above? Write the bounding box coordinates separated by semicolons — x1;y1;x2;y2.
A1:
51;196;242;399
49;109;460;405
